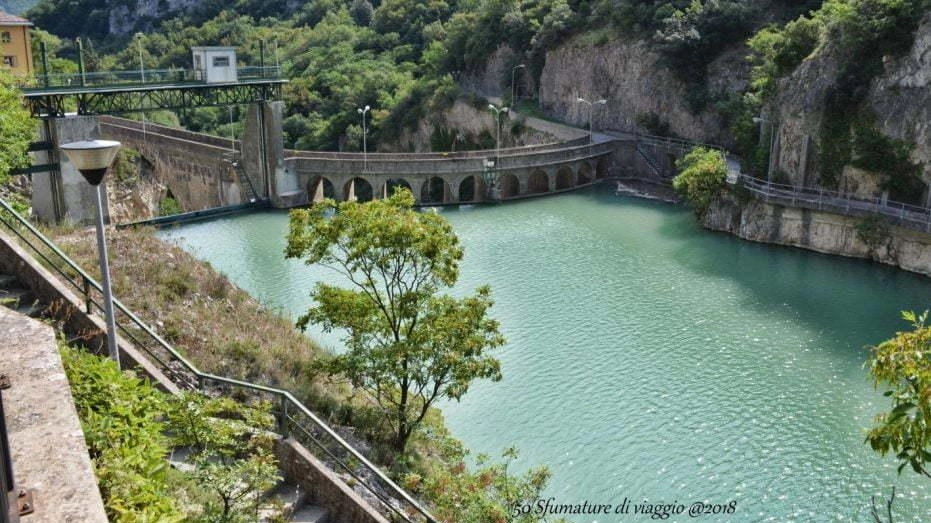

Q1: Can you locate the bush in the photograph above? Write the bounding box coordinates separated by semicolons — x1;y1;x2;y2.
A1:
61;345;183;523
673;146;728;218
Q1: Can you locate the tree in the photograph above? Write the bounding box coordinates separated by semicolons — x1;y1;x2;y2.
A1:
285;189;505;453
0;70;34;186
866;311;931;480
672;146;727;218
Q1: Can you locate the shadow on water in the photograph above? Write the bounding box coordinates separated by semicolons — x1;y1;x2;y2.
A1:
583;184;930;346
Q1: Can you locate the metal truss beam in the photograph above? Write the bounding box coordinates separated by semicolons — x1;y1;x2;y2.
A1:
23;81;285;118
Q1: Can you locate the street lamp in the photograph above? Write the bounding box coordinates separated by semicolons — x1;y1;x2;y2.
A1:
511;64;525;106
753;116;776;186
577;97;607;144
357;105;371;172
488;104;509;161
59;140;122;367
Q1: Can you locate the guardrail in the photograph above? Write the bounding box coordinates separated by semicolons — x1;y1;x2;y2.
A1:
0;198;437;523
739;175;931;233
20;66;282;92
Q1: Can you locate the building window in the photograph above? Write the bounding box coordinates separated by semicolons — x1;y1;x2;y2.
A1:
1;32;11;44
2;56;15;68
212;56;230;67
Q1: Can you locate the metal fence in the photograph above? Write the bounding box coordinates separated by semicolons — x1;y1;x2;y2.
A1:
20;66;282;91
739;175;931;233
0;198;437;523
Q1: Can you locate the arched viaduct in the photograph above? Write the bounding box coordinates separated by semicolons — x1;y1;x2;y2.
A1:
279;139;616;206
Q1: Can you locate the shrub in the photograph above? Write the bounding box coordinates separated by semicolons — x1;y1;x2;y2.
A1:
61;345;183;522
673;146;728;218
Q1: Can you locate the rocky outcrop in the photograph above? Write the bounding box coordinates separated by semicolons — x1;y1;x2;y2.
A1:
105;150;165;223
536;37;749;143
383;98;557;152
704;193;931;277
108;0;199;35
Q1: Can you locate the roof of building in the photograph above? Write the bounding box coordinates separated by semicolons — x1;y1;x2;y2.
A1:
0;11;32;26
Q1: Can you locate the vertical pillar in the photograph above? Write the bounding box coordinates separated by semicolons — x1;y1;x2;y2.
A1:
244;101;287;204
32;116;108;225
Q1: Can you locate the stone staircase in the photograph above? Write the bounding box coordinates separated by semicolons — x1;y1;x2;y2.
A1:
1;272;328;523
168;446;329;522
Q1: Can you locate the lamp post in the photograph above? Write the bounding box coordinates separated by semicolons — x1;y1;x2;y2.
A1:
488;103;508;161
511;64;525;106
577;97;607;144
59;140;122;367
357;105;371;172
135;32;145;84
753;116;776;186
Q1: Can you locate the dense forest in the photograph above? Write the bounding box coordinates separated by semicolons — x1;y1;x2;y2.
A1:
18;0;931;200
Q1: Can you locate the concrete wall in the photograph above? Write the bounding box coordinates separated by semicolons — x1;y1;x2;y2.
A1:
275;439;391;523
0;307;109;523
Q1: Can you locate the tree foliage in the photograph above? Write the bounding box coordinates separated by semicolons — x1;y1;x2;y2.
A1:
285;189;505;453
0;70;34;185
866;311;931;480
673;146;728;218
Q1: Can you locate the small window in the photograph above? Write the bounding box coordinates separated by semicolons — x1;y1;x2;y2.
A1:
212;56;230;67
1;32;11;44
2;56;15;67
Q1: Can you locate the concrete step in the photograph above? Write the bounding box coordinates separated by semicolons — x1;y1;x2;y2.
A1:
289;505;329;523
258;481;305;521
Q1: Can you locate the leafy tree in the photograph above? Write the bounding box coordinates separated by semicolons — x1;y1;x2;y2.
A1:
408;447;568;523
285;189;505;453
0;70;34;186
866;311;931;480
672;146;728;218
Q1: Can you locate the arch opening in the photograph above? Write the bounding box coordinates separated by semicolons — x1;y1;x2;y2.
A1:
309;176;335;202
344;177;374;202
527;170;549;194
458;176;485;203
385;178;413;198
497;174;519;199
596;157;608;179
555;167;573;190
421;177;448;204
577;162;593;185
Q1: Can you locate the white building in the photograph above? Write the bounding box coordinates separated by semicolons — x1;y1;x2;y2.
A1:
191;47;237;83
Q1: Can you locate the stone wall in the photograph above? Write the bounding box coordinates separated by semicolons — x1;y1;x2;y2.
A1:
704;193;931;277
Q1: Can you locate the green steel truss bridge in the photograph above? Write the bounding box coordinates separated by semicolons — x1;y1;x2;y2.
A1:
20;66;285;118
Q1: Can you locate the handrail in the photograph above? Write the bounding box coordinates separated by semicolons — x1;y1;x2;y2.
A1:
738;175;931;233
0;198;437;523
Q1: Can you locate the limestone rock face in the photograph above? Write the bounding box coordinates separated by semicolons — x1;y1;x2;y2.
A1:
704;193;931;277
382;98;556;152
536;37;750;143
108;0;199;35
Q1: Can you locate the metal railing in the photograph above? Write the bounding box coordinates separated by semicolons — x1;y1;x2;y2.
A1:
20;66;282;92
0;198;437;523
739;175;931;233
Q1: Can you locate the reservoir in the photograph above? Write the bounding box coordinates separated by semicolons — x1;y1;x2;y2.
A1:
159;186;931;522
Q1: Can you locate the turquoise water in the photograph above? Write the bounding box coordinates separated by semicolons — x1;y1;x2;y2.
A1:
159;186;931;522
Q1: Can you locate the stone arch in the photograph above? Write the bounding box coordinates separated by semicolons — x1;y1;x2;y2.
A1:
555;167;573;190
577;162;593;185
527;170;549;194
458;176;485;203
344;177;374;202
498;173;519;199
309;176;335;202
596;157;608;179
421;176;448;204
385;178;413;198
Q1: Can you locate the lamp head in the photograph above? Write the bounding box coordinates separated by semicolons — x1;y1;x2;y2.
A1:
60;140;121;186
488;104;495;111
752;117;763;123
577;97;585;103
365;105;370;111
502;107;508;113
596;99;607;105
